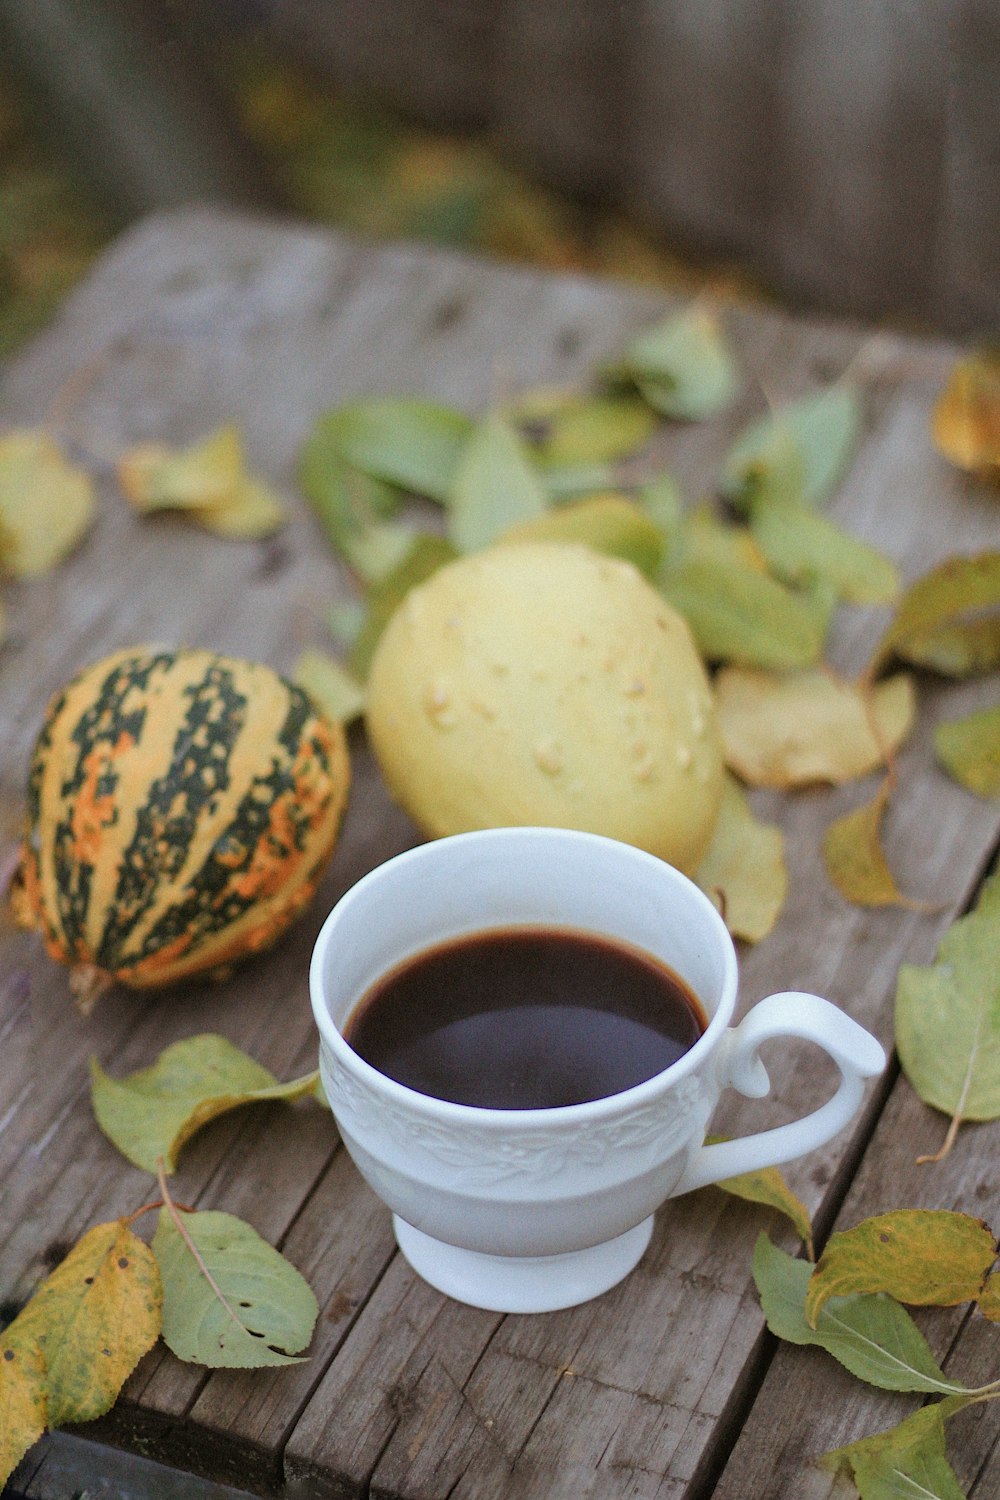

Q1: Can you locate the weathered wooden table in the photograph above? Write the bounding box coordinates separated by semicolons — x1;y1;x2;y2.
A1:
1;209;998;1500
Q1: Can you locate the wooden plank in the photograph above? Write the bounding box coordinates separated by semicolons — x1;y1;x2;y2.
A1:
2;209;998;1500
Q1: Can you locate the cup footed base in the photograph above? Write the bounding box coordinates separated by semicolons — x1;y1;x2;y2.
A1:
392;1214;655;1313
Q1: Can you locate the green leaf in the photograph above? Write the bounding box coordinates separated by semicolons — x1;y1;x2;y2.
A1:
822;1403;968;1500
447;412;549;552
637;472;684;541
979;1272;1000;1321
304;399;473;502
90;1035;322;1175
299;432;409;580
620;307;740;420
660;561;832;670
152;1209;318;1368
805;1212;997;1327
899;618;1000;677
722;383;861;510
541;462;618;499
869;552;1000;677
749;499;899;604
11;1221;161;1425
0;1319;48;1488
934;706;1000;797
530;395;656;466
349;530;457;679
294;648;366;725
895;872;1000;1140
752;1235;970;1395
695;774;787;943
497;493;664;578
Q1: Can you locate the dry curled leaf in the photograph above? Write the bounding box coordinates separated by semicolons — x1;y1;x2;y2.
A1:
716;669;915;788
695;775;787;942
0;428;94;577
117;425;284;537
932;348;1000;477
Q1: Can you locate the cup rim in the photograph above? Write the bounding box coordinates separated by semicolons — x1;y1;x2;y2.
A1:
309;827;739;1127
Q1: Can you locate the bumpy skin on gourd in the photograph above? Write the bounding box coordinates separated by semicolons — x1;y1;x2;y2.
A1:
365;542;723;873
13;648;350;1002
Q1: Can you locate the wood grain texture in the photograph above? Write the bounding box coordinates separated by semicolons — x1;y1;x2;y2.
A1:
1;208;998;1500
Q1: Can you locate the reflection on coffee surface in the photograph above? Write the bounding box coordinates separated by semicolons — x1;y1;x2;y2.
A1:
343;926;707;1109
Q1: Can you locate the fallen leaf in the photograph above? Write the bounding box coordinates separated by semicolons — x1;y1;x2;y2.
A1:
822;1402;968;1500
895;872;1000;1159
0;1321;48;1488
348;530;457;678
152;1208;317;1367
540;461;618;499
294;648;365;725
722;382;861;510
823;780;912;908
299;429;413;580
896;617;1000;677
90;1035;322;1175
661;563;833;671
447;412;549;552
10;1221;161;1425
805;1211;997;1327
617;306;740;420
752;1234;971;1395
716;669;915;787
706;1141;812;1252
869;552;1000;678
637;471;684;540
749;499;899;605
524;394;656;466
498;493;664;578
117;426;284;538
979;1273;1000;1322
934;706;1000;797
695;775;787;942
0;429;94;576
932;349;1000;476
303;398;473;503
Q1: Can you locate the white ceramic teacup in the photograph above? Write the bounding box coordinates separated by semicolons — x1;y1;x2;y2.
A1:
310;828;885;1313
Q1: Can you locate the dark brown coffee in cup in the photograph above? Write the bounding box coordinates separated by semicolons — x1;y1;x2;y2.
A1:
342;925;707;1110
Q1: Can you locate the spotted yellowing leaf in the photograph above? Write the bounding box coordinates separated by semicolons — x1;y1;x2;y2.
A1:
90;1035;322;1175
117;426;284;537
716;669;915;787
932;349;1000;476
822;779;912;909
934;705;1000;797
695;775;787;942
152;1209;318;1368
0;429;94;577
0;1321;48;1488
10;1221;161;1426
822;1402;968;1500
895;872;1000;1157
805;1211;997;1327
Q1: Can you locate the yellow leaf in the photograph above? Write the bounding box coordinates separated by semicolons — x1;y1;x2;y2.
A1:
498;493;664;578
805;1210;997;1327
716;668;915;787
979;1272;1000;1321
117;427;284;537
823;779;912;908
932;349;1000;475
11;1220;161;1425
0;429;94;577
934;704;1000;797
695;775;787;942
0;1321;47;1488
869;550;1000;677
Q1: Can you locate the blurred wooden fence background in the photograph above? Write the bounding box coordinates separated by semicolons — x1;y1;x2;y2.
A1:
2;0;997;336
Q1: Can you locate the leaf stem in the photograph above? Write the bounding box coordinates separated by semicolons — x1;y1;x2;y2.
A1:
155;1159;248;1336
917;1000;984;1165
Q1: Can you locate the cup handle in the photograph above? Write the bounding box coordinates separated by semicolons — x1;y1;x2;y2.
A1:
671;992;886;1196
